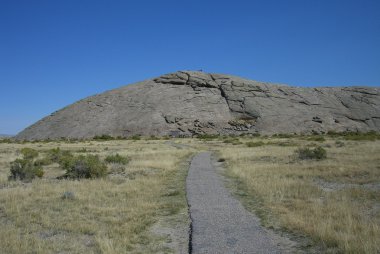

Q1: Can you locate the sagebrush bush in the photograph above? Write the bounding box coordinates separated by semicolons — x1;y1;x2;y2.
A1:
129;135;141;141
273;133;295;138
105;154;129;165
307;136;326;142
246;141;265;147
327;131;380;141
197;134;219;140
64;155;107;179
296;146;327;160
34;157;52;166
61;191;75;200
20;148;39;160
9;159;44;181
335;140;345;147
93;134;115;141
47;148;74;167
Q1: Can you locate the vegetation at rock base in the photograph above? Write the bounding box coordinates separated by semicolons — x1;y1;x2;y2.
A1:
246;141;265;147
217;135;379;253
0;140;192;253
8;148;44;181
93;134;115;141
9;158;44;181
296;146;327;160
63;155;107;179
105;154;129;165
0;134;379;253
20;147;39;160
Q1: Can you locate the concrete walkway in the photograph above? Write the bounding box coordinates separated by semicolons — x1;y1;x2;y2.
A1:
186;152;291;254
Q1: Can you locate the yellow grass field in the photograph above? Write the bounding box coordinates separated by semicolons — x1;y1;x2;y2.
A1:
0;140;194;254
214;136;380;253
0;135;379;253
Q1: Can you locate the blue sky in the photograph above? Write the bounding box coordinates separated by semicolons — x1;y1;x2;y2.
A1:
1;0;379;134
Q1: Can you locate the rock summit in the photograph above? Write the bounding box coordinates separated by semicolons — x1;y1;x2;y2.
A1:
16;71;380;140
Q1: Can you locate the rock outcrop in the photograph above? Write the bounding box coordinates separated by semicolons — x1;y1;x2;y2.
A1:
16;71;380;140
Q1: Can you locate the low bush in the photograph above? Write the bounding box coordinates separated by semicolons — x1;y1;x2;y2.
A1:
129;135;141;141
64;155;107;179
34;157;52;166
9;159;44;181
327;131;380;141
47;148;74;166
335;140;345;147
273;133;296;138
93;134;115;141
105;154;129;165
343;131;379;141
20;148;39;160
246;141;265;147
269;141;297;147
197;134;219;140
61;191;75;200
0;138;13;143
307;136;326;142
250;133;261;137
296;146;327;160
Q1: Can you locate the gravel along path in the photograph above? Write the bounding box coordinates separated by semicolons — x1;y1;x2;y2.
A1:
186;152;295;254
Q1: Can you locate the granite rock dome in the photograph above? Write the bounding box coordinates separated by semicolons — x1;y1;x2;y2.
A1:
16;71;380;140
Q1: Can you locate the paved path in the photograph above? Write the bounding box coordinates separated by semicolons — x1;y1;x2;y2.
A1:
186;152;289;254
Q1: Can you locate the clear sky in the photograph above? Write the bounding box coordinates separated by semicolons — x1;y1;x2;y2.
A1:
1;0;379;134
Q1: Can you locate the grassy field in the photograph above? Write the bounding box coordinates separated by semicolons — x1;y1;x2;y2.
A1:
0;140;194;254
0;135;379;253
214;136;380;253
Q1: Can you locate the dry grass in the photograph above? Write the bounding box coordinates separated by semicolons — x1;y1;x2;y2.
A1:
0;140;193;253
217;137;380;253
0;136;379;253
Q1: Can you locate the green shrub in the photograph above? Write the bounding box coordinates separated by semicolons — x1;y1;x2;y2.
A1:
47;148;74;166
343;131;379;141
148;135;160;140
246;141;265;147
105;154;129;165
20;148;39;160
223;138;239;144
296;146;327;160
273;133;295;138
197;134;219;140
9;159;44;181
93;134;115;141
64;155;107;179
34;157;52;166
269;141;297;147
307;136;326;142
0;138;13;144
47;147;62;162
327;131;380;141
129;135;141;141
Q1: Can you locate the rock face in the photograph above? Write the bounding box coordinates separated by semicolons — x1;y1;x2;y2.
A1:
16;71;380;140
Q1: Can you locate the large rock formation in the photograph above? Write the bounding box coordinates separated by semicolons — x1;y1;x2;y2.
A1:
16;71;380;140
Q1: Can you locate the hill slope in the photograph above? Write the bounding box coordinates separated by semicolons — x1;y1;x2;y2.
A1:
16;71;380;140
